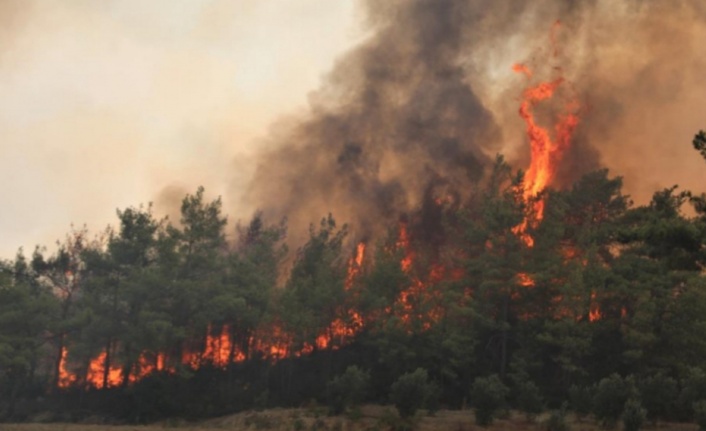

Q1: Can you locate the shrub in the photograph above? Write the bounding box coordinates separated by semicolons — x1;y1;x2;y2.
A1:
638;373;677;423
379;407;413;431
544;403;571;431
516;380;544;421
389;368;437;419
694;400;706;431
568;384;595;422
622;398;646;431
678;368;706;420
244;412;276;430
471;374;509;427
593;374;630;427
327;366;370;415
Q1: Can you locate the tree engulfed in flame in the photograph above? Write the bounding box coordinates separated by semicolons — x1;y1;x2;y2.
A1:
512;22;581;247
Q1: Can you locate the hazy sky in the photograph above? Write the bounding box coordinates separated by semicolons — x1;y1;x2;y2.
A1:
0;0;360;258
1;0;705;259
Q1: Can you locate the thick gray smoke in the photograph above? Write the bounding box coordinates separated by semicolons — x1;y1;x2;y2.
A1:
244;0;706;246
246;0;502;245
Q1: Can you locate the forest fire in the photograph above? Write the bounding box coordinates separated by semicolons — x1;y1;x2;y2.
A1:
53;21;589;391
512;66;580;246
512;22;581;247
87;351;122;389
56;60;584;392
393;222;446;330
317;241;367;349
57;347;76;389
56;241;370;389
6;1;706;424
589;292;602;322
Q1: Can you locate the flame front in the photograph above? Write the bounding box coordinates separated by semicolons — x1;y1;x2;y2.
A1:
87;351;123;389
511;22;581;246
513;68;580;242
57;346;76;388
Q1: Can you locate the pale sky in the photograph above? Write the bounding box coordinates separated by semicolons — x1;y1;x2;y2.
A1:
0;0;361;258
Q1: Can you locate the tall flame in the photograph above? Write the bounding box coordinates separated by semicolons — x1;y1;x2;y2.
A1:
86;350;123;389
513;23;581;246
57;346;77;388
318;242;367;350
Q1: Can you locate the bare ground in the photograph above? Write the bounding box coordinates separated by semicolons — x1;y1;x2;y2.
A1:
2;405;699;431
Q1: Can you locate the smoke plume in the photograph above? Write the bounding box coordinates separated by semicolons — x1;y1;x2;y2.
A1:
244;0;706;245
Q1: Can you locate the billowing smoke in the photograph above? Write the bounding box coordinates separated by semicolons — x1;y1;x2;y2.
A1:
246;0;503;245
243;0;706;245
562;1;706;203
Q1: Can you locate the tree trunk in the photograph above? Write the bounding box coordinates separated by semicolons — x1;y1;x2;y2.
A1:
500;293;510;378
52;335;65;390
102;339;112;389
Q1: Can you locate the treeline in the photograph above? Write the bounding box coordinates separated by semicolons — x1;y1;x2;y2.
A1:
1;134;706;426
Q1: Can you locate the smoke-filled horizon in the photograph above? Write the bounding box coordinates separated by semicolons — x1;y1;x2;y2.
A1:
2;0;705;258
244;0;706;247
0;0;361;258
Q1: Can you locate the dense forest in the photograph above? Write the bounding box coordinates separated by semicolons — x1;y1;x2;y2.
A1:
1;132;706;427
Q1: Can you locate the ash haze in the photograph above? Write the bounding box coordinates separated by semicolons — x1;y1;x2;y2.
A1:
2;0;706;258
0;0;361;258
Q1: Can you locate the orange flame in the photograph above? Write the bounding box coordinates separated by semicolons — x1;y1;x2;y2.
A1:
517;272;536;287
392;223;445;331
512;23;580;247
317;242;367;350
513;68;579;246
86;350;123;389
589;292;602;322
203;325;234;367
57;346;77;388
58;242;371;389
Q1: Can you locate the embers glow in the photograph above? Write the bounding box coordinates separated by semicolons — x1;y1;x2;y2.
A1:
87;350;123;389
57;346;76;388
318;241;366;350
393;223;445;330
589;291;602;322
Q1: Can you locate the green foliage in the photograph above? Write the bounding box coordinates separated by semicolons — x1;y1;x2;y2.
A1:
379;407;414;431
693;400;706;431
281;215;348;351
5;141;706;426
621;398;646;431
516;380;544;421
293;417;305;431
544;403;571;431
389;368;437;419
593;374;631;427
568;384;594;421
471;374;509;426
0;256;58;414
677;368;706;420
326;366;370;414
638;373;677;423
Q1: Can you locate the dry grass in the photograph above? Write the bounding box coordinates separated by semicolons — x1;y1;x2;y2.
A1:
2;406;699;431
